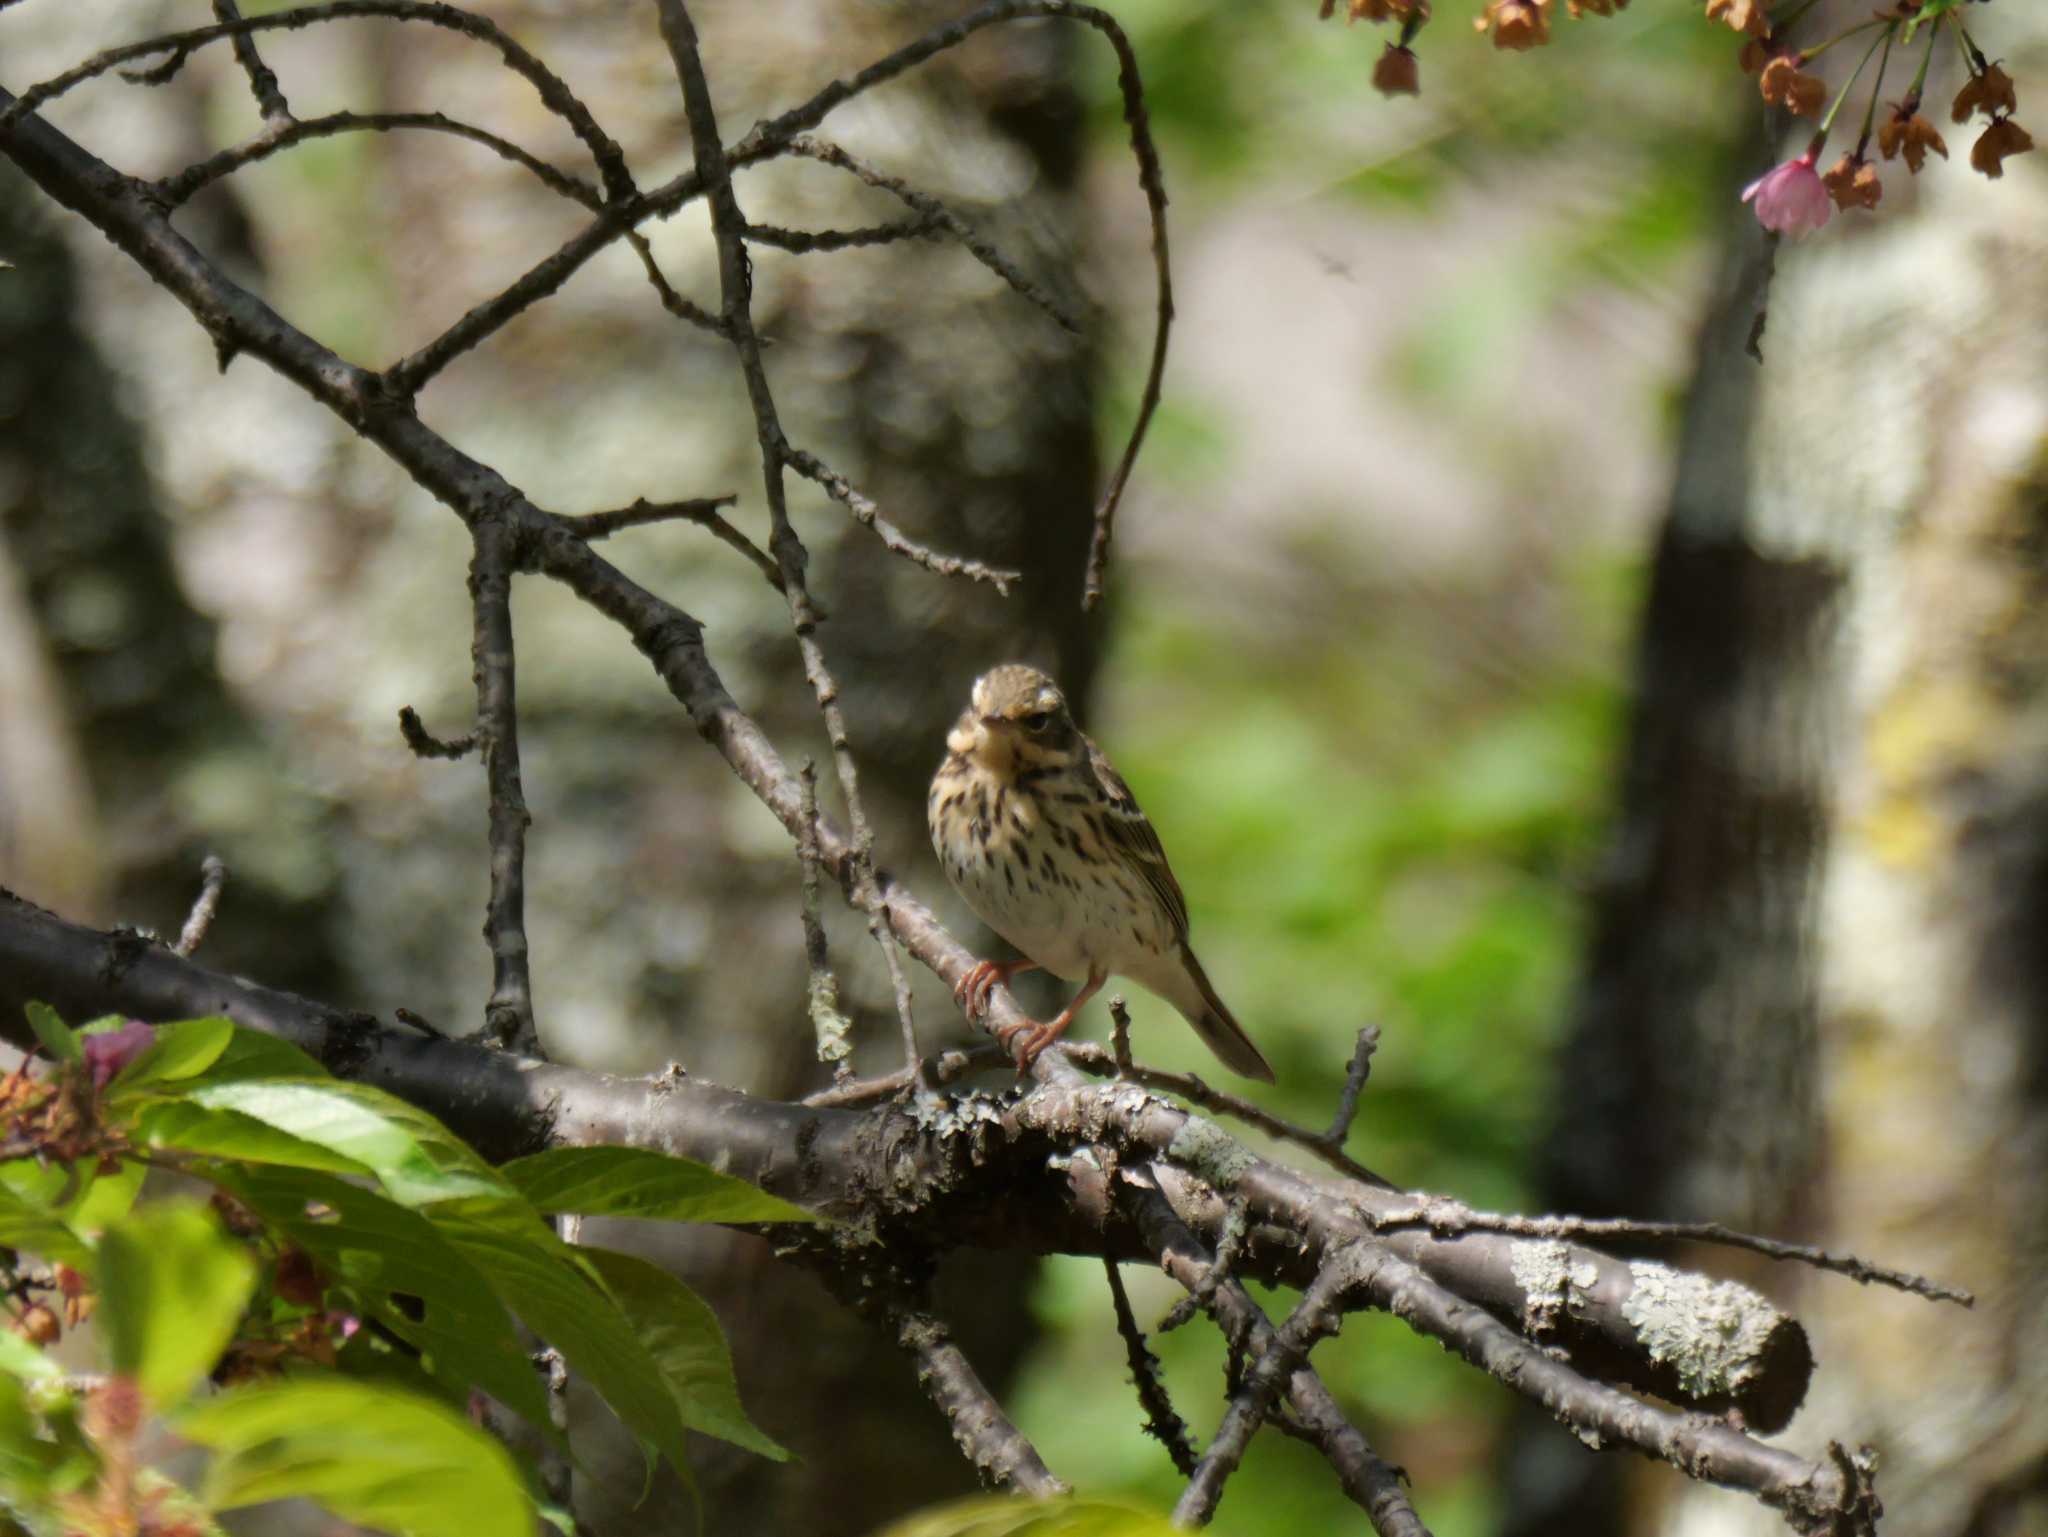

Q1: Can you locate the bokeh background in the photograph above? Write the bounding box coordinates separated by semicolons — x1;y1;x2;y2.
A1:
2;1;2044;1534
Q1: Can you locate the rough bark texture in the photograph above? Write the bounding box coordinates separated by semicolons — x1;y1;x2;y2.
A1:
1514;10;2048;1535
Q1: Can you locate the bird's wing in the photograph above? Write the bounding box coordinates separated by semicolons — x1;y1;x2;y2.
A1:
1083;736;1191;938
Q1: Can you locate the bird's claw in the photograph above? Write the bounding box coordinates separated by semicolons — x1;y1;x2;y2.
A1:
995;1019;1057;1072
954;960;1004;1020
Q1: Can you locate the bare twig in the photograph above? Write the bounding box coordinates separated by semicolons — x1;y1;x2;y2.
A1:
800;1046;1001;1108
1104;1259;1199;1478
1325;1024;1378;1145
784;136;1083;335
172;856;227;958
2;2;635;200
398;705;476;760
1108;995;1134;1073
743;217;936;253
621;229;726;335
1176;1248;1366;1525
1160;1197;1248;1334
1367;1199;1974;1308
470;520;538;1055
1127;1190;1430;1537
1063;1042;1402;1191
160;110;600;209
891;1307;1067;1496
784;447;1021;593
212;0;291;127
797;763;854;1080
871;903;922;1071
558;496;783;591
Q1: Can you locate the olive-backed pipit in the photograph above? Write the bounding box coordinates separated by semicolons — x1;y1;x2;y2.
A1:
928;664;1275;1081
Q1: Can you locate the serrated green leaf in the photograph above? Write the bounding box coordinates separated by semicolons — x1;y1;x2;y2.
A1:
501;1146;817;1225
580;1247;786;1461
209;1167;553;1434
872;1496;1181;1537
179;1378;535;1537
98;1202;258;1409
0;1179;96;1271
184;1079;514;1208
128;1100;375;1178
104;1016;234;1097
439;1219;690;1489
23;1003;79;1065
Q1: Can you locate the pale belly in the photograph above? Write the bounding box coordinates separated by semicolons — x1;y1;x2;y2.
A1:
932;789;1175;982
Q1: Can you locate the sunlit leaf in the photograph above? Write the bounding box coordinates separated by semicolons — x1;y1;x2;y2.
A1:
23;1003;79;1065
104;1016;234;1096
501;1146;817;1225
183;1079;515;1208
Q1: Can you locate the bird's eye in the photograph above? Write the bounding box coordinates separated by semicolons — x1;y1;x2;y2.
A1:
1021;711;1052;732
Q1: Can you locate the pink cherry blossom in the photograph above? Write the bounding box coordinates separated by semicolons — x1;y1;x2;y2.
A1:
1742;146;1832;235
82;1021;154;1090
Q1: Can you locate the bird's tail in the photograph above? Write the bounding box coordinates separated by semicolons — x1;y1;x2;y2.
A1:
1174;944;1276;1083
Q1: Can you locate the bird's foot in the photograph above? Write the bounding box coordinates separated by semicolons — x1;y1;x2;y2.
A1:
954;958;1034;1020
995;1017;1066;1072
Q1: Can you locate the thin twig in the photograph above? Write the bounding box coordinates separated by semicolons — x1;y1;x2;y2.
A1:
1108;995;1134;1073
2;2;636;201
160;109;599;209
1104;1259;1199;1478
1366;1199;1974;1308
743;217;936;253
1063;1042;1402;1192
797;763;854;1081
621;229;726;334
800;1046;1000;1108
1161;1197;1248;1334
871;904;922;1071
470;520;538;1055
172;856;227;958
397;705;476;760
891;1306;1068;1496
557;496;783;591
212;0;291;128
1126;1189;1430;1537
1176;1248;1367;1525
783;447;1021;592
1325;1024;1378;1145
784;136;1083;335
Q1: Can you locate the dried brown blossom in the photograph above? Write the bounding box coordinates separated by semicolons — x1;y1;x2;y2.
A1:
1823;154;1883;210
1761;55;1828;117
1952;63;2017;125
1878;106;1948;172
1971;117;2035;179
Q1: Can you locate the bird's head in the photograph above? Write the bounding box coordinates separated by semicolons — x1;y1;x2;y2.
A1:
948;664;1080;773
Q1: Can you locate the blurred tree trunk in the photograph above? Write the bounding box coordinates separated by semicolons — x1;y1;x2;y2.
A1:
1508;12;2048;1536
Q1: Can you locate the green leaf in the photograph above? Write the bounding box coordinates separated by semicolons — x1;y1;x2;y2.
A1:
104;1016;234;1097
872;1497;1181;1537
501;1147;817;1225
439;1218;691;1486
23;1003;79;1065
98;1202;258;1409
0;1330;62;1387
129;1100;375;1178
0;1154;145;1239
184;1079;515;1209
211;1167;552;1433
190;1027;327;1083
0;1180;96;1271
179;1378;535;1537
580;1247;786;1461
